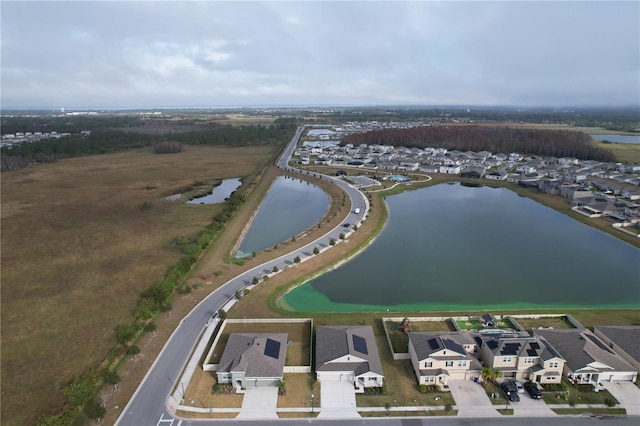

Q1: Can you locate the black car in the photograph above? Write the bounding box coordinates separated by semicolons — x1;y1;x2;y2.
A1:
523;381;542;399
500;382;520;402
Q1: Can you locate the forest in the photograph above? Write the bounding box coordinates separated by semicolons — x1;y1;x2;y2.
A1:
342;125;617;162
0;119;295;171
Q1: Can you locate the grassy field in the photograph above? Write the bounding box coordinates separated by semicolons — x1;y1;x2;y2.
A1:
594;140;640;164
0;144;276;425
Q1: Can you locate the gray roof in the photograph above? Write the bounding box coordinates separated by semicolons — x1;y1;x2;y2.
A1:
535;329;635;373
217;333;287;379
409;332;473;360
594;326;640;364
315;325;383;376
480;335;563;362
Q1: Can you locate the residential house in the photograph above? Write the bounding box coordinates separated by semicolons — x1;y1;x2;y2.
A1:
535;329;638;383
408;332;482;386
315;326;384;392
216;333;288;390
478;335;564;384
593;326;640;373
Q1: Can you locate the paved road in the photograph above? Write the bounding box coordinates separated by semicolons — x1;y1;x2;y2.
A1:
116;127;368;426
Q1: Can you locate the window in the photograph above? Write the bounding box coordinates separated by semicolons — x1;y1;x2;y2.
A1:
368;377;377;381
524;357;536;364
502;356;513;363
445;361;454;367
425;376;435;383
458;360;466;367
549;362;559;368
425;361;432;368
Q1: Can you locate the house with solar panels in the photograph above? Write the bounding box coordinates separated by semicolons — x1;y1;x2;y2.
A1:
478;334;565;384
315;325;384;392
408;332;483;386
534;328;638;383
216;333;287;390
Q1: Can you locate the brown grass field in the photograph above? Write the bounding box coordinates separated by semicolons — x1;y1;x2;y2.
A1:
0;144;276;425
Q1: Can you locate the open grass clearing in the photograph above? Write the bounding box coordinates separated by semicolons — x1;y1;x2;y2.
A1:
515;316;576;331
543;379;619;406
277;373;320;408
1;144;275;426
183;365;243;410
594;141;640;164
385;319;455;353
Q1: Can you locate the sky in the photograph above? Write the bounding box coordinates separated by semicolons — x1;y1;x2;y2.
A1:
1;1;639;110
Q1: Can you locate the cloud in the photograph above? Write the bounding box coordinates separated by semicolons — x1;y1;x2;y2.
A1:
1;1;638;109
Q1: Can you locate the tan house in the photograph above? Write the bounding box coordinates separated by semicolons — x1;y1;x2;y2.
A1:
478;335;564;384
408;332;482;386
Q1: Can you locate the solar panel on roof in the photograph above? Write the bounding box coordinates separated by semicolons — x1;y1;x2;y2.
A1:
353;334;368;355
585;334;614;354
530;342;540;350
264;338;281;359
428;338;440;350
487;340;499;350
501;343;521;356
527;349;538;357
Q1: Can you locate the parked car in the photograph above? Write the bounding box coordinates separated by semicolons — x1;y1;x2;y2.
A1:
512;380;525;393
500;382;520;402
523;382;542;399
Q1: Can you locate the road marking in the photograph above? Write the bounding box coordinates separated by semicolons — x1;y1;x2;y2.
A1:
157;413;174;425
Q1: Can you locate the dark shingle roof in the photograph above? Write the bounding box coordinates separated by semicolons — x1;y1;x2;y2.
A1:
535;328;635;373
594;326;640;364
218;333;287;379
315;325;383;376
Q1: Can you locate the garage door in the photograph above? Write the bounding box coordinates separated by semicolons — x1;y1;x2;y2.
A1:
318;372;354;382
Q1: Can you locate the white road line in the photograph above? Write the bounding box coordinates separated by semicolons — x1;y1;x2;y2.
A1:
157;412;174;425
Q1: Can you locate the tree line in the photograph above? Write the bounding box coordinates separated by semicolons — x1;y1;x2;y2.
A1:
342;125;617;162
1;124;295;172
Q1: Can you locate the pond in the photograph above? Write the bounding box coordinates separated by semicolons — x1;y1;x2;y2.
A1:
280;182;640;312
235;176;329;258
591;134;640;144
186;178;242;204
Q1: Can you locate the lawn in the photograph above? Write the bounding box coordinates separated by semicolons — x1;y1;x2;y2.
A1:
0;144;276;426
515;316;576;331
542;379;619;406
385;318;455;353
455;318;514;331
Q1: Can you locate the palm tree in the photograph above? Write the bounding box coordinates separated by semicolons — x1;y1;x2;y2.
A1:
481;367;501;382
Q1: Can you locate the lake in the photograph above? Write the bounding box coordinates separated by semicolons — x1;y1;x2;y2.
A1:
187;178;241;204
235;176;329;257
280;183;640;312
591;134;640;144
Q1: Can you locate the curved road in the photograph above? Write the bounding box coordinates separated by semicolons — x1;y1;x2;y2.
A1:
116;127;368;425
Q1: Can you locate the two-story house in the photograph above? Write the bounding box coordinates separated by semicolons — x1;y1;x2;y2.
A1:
478;335;564;384
408;332;482;386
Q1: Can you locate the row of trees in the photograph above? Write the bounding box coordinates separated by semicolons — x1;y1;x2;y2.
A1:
1;123;296;172
342;125;616;162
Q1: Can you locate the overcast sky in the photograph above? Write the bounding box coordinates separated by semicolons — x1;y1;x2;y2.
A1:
2;1;638;110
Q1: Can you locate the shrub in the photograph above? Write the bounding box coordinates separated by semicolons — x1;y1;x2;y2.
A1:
83;399;106;420
604;398;616;407
126;345;141;356
63;370;99;406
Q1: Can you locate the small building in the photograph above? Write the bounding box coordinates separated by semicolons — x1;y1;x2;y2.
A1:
216;333;287;390
315;325;384;392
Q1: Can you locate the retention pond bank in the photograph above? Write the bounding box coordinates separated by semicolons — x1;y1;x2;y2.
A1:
281;182;640;312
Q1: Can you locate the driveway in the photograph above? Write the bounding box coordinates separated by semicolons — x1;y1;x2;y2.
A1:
448;380;498;417
236;387;279;419
603;381;640;416
318;381;360;418
511;388;556;417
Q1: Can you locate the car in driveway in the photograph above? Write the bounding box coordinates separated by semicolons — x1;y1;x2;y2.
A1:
500;382;520;402
512;380;525;393
523;381;542;399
